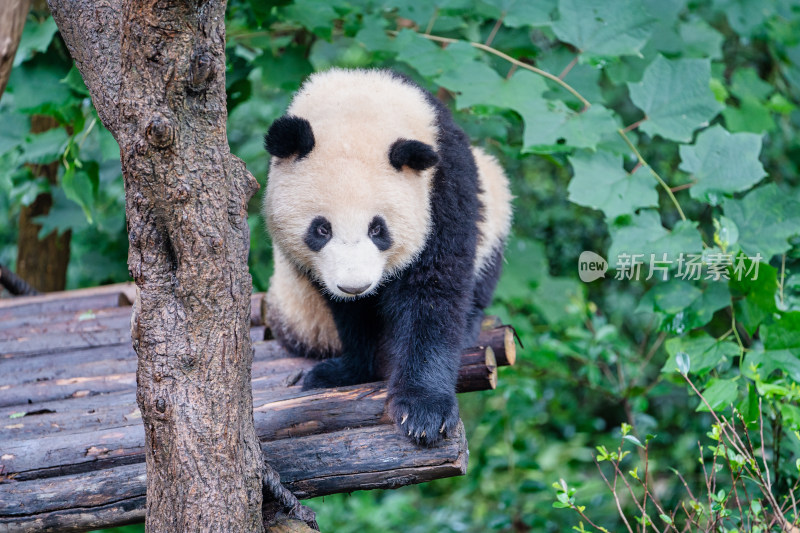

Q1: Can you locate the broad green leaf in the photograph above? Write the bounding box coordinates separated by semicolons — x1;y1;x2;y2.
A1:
552;0;655;58
729;257;777;335
712;0;770;36
62;67;91;96
729;68;773;100
395;32;477;78
14;17;59;67
567;151;657;220
438;65;616;152
746;347;800;383
628;55;723;142
722;183;800;260
762;312;800;352
20;129;69;165
476;0;555;28
698;378;739;412
678;19;723;59
607;212;703;269
282;0;339;39
663;333;739;375
722;96;776;134
0;113;29;156
678;125;766;204
354;16;396;53
523;102;617;153
31;187;90;238
62;160;99;223
258;45;314;90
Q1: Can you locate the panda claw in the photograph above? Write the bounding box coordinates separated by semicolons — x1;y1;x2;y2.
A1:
439;422;446;434
400;413;408;425
420;431;426;438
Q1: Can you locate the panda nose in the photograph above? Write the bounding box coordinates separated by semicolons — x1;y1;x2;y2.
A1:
337;283;371;296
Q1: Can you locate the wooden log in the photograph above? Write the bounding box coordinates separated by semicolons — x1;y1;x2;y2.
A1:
0;422;468;533
478;326;516;366
1;352;495;481
0;292;264;335
0;326;505;407
456;346;497;393
0;283;135;318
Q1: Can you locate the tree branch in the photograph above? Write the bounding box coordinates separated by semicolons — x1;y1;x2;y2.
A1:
0;0;30;100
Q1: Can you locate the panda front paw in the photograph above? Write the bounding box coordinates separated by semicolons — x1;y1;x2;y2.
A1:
388;391;460;447
301;358;366;390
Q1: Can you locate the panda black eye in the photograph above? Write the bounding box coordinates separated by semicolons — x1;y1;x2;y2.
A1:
305;216;332;252
368;216;392;252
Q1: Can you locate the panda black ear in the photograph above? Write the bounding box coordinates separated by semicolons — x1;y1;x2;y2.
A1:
264;115;315;160
389;139;439;172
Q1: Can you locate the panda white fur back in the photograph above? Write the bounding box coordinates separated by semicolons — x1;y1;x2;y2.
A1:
263;68;511;445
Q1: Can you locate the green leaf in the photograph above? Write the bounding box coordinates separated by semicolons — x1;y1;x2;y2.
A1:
729;257;777;335
607;212;704;269
628;55;723;142
762;312;800;352
552;0;655;58
281;0;339;39
258;45;314;90
722;96;776;134
729;68;773;100
31;187;90;238
664;333;739;375
623;434;645;448
722;183;800;260
477;0;555;28
678;18;724;60
678;125;766;204
61;160;100;223
62;66;91;96
523;103;618;153
20;129;69;165
698;378;739;412
14;16;59;67
437;65;617;152
395;32;477;78
567;150;658;220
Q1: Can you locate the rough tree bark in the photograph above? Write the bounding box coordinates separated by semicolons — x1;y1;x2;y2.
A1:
48;1;272;530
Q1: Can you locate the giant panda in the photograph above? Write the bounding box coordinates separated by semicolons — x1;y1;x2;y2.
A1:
263;68;512;446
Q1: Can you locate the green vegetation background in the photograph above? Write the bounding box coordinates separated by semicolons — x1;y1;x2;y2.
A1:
2;0;800;531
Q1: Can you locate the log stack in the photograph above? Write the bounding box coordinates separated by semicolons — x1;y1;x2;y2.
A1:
0;283;516;532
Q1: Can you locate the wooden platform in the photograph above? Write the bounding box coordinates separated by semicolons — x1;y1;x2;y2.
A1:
0;284;515;532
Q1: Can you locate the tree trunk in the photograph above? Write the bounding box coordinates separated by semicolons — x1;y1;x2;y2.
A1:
1;2;71;293
16;115;72;293
48;1;266;531
0;0;30;98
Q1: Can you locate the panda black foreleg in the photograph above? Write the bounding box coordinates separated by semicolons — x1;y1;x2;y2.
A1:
301;294;382;390
380;271;472;447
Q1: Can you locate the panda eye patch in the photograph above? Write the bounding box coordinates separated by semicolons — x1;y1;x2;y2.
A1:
305;216;332;252
368;216;392;251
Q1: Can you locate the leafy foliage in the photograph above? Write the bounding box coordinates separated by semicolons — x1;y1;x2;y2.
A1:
4;0;800;531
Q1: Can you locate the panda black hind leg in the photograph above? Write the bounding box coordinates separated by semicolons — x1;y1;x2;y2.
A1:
302;293;383;390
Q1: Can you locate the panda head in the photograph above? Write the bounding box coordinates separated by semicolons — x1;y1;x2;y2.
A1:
262;69;440;300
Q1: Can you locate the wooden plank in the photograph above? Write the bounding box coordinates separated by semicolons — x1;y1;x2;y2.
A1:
0;344;495;480
0;283;136;318
0;327;506;408
0;422;467;533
